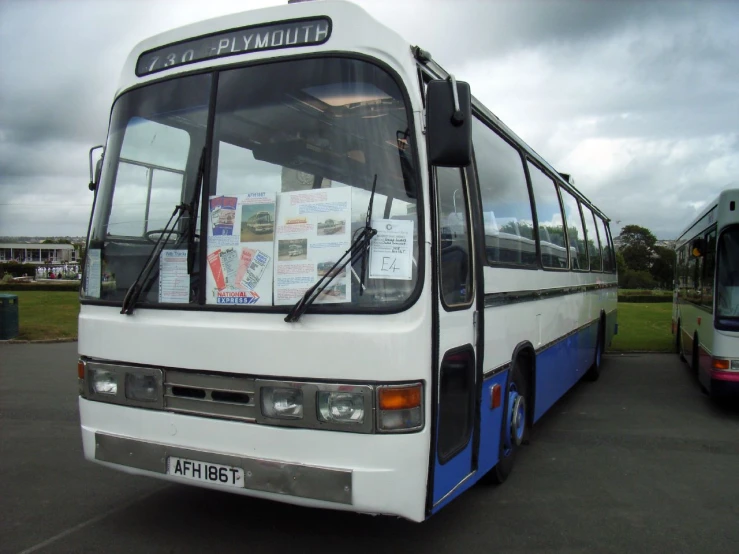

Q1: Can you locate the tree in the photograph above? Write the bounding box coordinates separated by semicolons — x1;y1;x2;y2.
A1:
615;250;627;275
650;246;676;288
619;225;657;272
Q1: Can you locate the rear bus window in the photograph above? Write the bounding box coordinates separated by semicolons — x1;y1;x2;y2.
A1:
472;119;536;267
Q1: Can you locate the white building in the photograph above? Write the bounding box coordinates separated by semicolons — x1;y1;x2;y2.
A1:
0;243;78;264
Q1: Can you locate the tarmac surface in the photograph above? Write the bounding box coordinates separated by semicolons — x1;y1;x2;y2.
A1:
1;343;738;553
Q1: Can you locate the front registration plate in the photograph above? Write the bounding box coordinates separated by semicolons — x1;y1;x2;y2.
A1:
167;456;244;488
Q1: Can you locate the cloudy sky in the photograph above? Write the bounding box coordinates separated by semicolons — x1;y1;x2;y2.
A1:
1;0;737;240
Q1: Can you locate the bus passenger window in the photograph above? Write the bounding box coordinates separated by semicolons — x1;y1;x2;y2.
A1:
472;119;536;268
528;162;567;269
559;189;588;271
702;229;716;310
582;205;603;271
435;167;472;306
596;216;614;273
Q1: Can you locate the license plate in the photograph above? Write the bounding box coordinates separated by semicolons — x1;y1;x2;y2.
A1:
167;456;244;488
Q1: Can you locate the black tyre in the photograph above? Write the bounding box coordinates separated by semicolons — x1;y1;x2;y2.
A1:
585;322;604;382
483;360;529;485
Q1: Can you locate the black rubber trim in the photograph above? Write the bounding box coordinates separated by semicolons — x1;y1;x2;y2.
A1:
436;344;476;465
484;282;617;308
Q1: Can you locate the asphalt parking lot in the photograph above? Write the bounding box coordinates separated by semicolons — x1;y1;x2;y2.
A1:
1;343;738;554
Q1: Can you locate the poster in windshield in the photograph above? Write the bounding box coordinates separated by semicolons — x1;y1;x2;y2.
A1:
205;189;352;306
273;188;352;305
206;193;276;304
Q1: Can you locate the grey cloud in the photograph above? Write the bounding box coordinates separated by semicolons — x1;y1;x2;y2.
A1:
1;0;738;239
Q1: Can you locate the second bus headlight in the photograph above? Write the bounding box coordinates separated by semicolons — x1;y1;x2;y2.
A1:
317;392;365;424
261;387;303;419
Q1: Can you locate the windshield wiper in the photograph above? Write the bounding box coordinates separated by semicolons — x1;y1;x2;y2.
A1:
120;148;206;315
120;203;190;315
285;175;378;323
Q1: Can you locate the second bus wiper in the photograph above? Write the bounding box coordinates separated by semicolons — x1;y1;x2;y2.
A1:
285;176;378;323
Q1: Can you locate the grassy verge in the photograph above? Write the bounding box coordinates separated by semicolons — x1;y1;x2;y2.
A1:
7;291;80;340
608;302;673;352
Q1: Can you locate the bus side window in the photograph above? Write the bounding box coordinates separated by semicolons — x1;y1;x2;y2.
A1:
435;167;473;307
582;205;603;271
471;118;536;268
596;216;613;273
560;188;589;271
528;162;567;269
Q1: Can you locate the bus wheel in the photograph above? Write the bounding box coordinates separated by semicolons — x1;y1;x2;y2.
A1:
484;361;529;485
585;322;604;382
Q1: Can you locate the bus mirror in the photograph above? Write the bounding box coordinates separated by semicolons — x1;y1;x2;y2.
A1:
426;77;471;167
691;238;706;258
88;145;104;191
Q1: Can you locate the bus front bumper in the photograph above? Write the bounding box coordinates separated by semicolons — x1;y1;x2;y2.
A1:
79;398;430;522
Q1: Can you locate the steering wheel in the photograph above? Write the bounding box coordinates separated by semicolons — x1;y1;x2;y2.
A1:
145;229;183;243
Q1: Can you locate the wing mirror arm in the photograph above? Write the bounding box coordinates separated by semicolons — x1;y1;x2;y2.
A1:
88;145;104;191
449;75;464;127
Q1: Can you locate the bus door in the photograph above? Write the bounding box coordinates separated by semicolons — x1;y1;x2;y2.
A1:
430;166;479;509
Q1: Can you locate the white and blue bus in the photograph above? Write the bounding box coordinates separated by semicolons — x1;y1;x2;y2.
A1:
673;188;739;397
79;0;617;522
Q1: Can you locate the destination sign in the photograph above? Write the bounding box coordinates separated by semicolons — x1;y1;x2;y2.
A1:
136;17;332;76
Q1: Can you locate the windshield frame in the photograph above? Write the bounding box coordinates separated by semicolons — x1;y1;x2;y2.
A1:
81;52;426;317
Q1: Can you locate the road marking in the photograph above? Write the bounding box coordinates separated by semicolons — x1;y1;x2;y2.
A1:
17;487;167;554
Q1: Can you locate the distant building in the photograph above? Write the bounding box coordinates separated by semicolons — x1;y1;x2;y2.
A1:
0;243;77;264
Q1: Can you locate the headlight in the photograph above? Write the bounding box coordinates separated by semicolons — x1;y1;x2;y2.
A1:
125;372;160;402
731;359;739;371
317;392;365;424
261;387;303;419
89;368;117;395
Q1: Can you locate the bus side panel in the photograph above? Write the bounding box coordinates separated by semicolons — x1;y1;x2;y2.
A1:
476;371;509;476
533;320;598;422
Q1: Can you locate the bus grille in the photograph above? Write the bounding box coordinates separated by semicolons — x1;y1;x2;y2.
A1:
164;370;257;422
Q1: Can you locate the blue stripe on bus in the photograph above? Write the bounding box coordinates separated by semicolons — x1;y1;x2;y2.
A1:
534;320;599;422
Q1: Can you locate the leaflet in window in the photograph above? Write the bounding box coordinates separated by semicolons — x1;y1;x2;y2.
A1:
369;219;413;281
159;250;189;303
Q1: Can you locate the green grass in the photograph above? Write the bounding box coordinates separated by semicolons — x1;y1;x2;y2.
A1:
608;302;674;352
8;291;80;340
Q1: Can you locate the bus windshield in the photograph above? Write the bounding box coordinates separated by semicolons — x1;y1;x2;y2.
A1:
717;226;739;318
84;57;420;312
